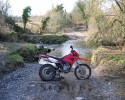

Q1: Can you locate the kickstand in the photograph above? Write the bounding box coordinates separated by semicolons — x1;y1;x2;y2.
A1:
53;71;64;81
56;70;61;78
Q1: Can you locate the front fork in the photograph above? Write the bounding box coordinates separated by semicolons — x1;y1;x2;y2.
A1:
76;61;80;67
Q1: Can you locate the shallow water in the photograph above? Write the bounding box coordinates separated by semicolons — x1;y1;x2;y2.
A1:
40;39;93;59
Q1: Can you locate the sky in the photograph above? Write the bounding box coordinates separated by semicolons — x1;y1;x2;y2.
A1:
9;0;78;16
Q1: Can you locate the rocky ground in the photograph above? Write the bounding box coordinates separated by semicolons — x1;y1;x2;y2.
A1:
0;63;123;100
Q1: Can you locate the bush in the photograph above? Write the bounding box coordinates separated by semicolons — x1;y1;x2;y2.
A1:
17;44;37;62
40;34;68;44
18;34;29;42
13;24;25;33
0;32;18;42
8;53;24;64
0;53;24;75
22;44;37;52
91;47;125;78
0;33;8;41
17;44;48;62
9;32;18;42
87;32;125;47
20;34;68;44
0;44;49;75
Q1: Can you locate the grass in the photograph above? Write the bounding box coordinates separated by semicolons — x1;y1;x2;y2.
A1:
91;46;125;78
8;53;24;63
0;42;46;75
109;55;122;61
22;44;37;52
118;60;125;65
109;55;125;65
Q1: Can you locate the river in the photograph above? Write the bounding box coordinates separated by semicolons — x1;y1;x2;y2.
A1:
38;39;93;61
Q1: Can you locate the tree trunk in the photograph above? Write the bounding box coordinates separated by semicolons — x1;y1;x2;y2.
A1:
85;20;88;31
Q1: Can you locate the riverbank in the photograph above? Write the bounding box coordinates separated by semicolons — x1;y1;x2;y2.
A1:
0;33;69;44
0;33;69;75
0;42;50;75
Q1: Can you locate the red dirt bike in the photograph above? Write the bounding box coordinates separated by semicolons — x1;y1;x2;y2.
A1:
38;45;91;81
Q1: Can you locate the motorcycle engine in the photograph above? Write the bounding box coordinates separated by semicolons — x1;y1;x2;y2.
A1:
63;62;71;71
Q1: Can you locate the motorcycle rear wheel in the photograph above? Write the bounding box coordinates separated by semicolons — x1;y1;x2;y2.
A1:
74;64;91;80
39;64;56;81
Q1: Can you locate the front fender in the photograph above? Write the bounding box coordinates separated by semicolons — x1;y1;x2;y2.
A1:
78;57;88;61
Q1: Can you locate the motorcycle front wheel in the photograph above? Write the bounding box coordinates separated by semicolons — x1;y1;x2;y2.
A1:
74;64;91;80
39;64;56;81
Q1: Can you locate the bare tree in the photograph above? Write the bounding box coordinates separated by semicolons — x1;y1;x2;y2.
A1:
0;0;11;16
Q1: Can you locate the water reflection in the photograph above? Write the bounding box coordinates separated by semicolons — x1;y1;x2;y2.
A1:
37;39;93;59
52;39;92;58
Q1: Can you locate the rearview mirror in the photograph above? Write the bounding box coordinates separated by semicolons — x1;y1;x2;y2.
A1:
48;49;51;53
70;45;73;50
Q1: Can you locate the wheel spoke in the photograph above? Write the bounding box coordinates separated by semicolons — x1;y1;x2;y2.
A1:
39;64;56;81
75;64;91;80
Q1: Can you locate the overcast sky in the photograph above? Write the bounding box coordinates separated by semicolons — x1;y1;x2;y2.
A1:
9;0;78;16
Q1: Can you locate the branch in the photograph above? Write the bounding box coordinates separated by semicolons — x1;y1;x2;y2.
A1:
114;0;124;12
99;18;125;33
104;15;117;16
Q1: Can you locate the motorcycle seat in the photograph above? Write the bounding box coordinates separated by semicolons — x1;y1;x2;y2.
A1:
49;56;65;62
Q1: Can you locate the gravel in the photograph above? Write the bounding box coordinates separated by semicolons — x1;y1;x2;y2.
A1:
0;63;123;100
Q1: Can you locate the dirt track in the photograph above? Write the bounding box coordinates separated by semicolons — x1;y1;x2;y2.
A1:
64;32;90;39
0;63;121;100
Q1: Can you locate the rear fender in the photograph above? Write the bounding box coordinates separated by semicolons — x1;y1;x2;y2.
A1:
38;58;57;68
38;58;49;64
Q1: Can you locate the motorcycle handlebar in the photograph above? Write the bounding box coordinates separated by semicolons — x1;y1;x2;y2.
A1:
46;46;73;53
47;49;51;53
47;48;55;53
70;45;73;50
